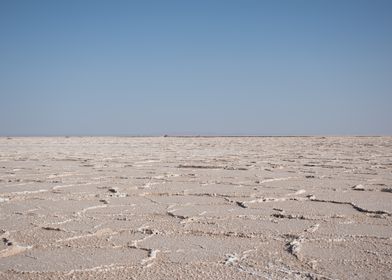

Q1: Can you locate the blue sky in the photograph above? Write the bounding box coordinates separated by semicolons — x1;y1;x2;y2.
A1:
0;0;391;135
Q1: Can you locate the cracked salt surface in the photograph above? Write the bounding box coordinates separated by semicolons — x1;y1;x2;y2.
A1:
0;136;391;279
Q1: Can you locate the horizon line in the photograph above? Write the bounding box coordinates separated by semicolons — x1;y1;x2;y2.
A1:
0;135;390;138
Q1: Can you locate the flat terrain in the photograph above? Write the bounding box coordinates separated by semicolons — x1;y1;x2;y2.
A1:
0;137;391;279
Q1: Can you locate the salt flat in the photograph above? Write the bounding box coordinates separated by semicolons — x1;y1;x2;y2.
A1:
0;137;391;279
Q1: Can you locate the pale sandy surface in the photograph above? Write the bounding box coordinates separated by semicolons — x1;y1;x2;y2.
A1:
0;137;391;280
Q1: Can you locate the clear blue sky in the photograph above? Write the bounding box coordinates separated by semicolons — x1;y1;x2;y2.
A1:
1;0;391;136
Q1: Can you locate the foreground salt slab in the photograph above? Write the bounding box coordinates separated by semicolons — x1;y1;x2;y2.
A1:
0;136;391;279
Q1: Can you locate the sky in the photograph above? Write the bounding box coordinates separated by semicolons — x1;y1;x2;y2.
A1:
0;0;391;136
